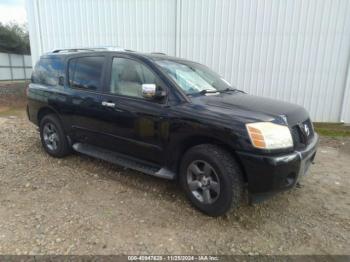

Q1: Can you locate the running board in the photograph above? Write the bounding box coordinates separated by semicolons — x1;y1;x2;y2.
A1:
72;143;175;180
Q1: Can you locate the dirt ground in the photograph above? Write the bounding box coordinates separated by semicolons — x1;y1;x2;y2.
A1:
0;82;349;255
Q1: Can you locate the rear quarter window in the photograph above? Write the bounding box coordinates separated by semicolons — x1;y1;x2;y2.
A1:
31;58;64;86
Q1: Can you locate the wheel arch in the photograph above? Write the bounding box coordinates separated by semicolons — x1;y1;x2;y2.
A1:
169;135;248;183
38;107;72;158
37;106;61;126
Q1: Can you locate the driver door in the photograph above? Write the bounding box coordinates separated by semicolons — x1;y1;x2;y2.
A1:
97;56;169;164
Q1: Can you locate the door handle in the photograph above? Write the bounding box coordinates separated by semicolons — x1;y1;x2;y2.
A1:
101;101;115;108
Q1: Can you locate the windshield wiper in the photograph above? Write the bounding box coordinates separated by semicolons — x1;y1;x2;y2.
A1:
219;88;237;93
188;88;242;96
220;88;246;94
198;89;219;95
186;89;218;96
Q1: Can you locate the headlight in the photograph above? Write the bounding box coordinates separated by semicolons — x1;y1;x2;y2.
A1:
246;122;293;149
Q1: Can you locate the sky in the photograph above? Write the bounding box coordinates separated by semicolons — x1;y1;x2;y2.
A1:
0;0;27;25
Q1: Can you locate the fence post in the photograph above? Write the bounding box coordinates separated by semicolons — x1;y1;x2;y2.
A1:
22;54;27;80
7;53;13;81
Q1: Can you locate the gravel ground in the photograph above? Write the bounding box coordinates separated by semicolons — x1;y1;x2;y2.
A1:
0;112;349;255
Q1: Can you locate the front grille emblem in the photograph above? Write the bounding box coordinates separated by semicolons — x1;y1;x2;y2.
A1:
297;122;310;144
303;123;310;137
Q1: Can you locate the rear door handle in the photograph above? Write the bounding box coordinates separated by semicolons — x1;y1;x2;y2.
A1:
101;101;115;108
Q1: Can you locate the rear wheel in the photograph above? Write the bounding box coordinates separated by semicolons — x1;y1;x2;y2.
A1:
180;144;243;216
39;114;70;157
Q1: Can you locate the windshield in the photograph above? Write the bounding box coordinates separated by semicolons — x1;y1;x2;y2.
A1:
155;59;233;95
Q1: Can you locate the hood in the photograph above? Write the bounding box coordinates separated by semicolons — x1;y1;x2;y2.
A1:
190;92;309;126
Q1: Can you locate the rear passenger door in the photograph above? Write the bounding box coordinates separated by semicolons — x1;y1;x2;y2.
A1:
67;55;107;145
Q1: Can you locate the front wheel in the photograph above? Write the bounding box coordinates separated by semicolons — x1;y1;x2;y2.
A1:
180;144;244;216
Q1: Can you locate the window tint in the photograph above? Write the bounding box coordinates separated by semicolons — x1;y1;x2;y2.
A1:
68;56;105;91
109;57;157;98
31;58;63;86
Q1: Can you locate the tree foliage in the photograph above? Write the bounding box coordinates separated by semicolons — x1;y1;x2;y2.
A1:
0;22;30;54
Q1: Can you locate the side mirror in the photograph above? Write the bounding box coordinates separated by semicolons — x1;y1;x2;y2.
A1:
142;84;166;99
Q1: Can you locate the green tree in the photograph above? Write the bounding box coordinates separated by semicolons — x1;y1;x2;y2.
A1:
0;22;30;54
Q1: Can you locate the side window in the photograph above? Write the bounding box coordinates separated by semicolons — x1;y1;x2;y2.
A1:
68;56;105;91
109;57;157;98
31;58;63;86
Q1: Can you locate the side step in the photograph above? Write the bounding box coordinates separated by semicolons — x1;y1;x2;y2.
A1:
72;143;175;180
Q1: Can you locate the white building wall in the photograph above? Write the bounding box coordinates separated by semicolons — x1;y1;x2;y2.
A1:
26;0;350;122
26;0;177;62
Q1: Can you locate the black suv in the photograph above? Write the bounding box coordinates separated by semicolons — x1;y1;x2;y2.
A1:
27;48;318;216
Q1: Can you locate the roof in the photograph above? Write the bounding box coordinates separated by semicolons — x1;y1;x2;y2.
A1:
41;47;190;63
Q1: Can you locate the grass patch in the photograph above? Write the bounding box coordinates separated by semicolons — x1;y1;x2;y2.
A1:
0;107;25;117
314;122;350;137
0;80;29;89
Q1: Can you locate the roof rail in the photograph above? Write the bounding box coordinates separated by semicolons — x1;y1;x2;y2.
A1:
50;46;130;53
51;48;96;53
151;52;166;55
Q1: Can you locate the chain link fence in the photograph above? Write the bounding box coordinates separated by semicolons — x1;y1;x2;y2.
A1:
0;52;32;81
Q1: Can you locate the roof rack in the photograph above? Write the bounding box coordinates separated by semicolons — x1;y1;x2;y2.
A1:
52;48;96;53
151;52;166;55
50;46;130;53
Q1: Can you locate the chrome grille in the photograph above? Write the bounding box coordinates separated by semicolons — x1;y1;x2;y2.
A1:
291;119;314;149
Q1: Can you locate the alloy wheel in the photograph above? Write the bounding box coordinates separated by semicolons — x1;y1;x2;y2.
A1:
42;122;59;151
186;160;220;204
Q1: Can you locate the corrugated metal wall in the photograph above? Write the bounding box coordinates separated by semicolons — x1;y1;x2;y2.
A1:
0;53;32;80
26;0;350;122
26;0;177;62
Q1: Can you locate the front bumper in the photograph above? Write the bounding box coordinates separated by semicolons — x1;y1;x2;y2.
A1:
237;133;319;203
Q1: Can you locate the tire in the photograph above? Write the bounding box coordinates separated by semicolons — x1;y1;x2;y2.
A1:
179;144;243;217
39;114;70;158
